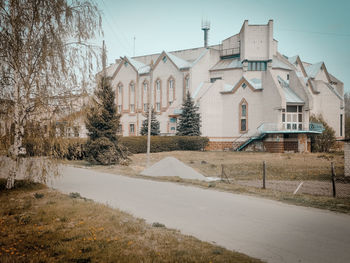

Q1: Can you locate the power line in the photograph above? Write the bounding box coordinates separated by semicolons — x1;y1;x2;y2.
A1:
100;0;133;56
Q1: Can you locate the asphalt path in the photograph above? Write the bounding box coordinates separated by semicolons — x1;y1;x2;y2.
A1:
49;166;350;263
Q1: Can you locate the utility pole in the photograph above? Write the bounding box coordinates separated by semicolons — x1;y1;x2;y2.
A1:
146;60;153;167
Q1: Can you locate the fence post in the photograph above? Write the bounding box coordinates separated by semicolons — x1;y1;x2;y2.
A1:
221;164;224;182
331;162;336;198
262;161;266;189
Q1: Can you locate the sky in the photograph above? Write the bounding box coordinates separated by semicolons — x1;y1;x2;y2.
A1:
94;0;350;91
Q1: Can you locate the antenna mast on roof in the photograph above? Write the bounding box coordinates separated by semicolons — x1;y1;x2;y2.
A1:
201;19;210;48
133;36;136;57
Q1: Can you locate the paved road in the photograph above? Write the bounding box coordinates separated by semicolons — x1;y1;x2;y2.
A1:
50;166;350;263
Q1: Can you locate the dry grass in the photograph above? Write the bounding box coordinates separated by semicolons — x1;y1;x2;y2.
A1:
0;179;262;263
69;151;344;181
63;151;350;214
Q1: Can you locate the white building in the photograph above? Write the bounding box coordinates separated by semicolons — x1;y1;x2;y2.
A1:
105;20;344;152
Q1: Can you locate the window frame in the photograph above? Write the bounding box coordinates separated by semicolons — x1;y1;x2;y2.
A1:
239;99;248;133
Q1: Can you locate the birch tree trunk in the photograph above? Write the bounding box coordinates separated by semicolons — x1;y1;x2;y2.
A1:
1;0;102;188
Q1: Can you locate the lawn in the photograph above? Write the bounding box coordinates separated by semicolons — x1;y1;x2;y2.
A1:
0;179;262;263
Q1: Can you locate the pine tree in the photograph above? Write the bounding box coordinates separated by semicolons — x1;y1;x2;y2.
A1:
176;91;201;136
85;77;127;164
140;108;160;135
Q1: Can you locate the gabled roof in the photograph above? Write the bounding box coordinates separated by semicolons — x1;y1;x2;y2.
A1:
305;62;324;78
272;56;292;70
247;78;262;90
277;76;304;104
210;58;242;71
221;77;262;94
152;51;192;71
287;55;298;65
126;56;150;74
165;52;192;69
285;55;307;77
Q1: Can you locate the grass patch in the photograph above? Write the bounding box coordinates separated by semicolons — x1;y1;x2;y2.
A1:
0;179;262;263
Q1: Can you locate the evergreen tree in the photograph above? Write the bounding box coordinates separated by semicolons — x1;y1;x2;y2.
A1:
140;108;160;135
85;77;127;164
176;91;201;136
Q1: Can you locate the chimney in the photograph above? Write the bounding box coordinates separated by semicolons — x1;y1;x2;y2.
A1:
201;19;210;48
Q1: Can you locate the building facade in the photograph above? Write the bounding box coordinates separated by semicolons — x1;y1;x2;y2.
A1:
105;20;344;152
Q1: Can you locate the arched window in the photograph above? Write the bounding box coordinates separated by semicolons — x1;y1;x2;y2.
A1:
239;99;248;133
168;77;175;106
142;80;149;112
154;79;161;112
117;83;123;113
129;82;135;113
185;75;190;92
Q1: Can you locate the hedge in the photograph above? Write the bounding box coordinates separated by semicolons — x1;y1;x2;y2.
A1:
7;136;208;159
119;136;209;154
24;137;87;160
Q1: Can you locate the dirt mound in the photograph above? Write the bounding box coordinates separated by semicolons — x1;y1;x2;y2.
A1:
141;157;210;181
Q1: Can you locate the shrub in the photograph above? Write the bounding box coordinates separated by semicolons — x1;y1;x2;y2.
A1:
177;136;209;150
310;114;336;152
23;137;87;160
119;136;209;154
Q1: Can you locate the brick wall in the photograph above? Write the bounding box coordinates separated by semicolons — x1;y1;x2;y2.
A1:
284;141;298;152
263;141;284;153
205;141;241;151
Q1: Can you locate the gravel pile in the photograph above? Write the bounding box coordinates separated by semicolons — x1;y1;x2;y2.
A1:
141;157;210;181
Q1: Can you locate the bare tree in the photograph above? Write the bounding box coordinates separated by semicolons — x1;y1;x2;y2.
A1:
0;0;102;188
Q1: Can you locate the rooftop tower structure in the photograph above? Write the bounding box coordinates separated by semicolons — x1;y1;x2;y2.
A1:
201;19;210;48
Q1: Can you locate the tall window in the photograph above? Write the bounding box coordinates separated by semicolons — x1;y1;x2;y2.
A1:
168;78;175;105
129;123;135;135
155;79;161;111
239;99;248;133
117;83;123;113
129;82;135;113
248;61;267;71
144;103;148;112
143;81;148;112
282;105;303;130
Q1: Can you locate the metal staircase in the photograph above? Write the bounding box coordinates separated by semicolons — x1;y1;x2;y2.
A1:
235;133;266;151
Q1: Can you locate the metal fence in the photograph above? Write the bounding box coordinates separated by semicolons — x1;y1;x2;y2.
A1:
218;157;349;198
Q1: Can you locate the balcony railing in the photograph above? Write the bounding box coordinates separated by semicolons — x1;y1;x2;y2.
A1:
257;123;324;134
220;47;240;58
